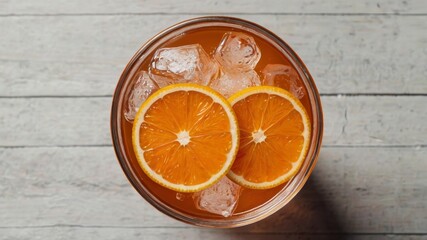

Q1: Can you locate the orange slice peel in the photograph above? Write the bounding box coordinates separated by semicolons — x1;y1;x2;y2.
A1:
228;86;311;189
132;83;239;192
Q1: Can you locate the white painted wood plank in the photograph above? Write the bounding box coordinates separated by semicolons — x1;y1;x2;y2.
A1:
1;228;426;240
0;98;111;146
0;147;179;228
0;147;425;233
0;60;122;97
0;96;425;146
1;0;426;15
1;15;426;96
323;96;427;146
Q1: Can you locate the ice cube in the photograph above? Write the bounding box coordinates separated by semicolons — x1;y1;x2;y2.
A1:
124;71;159;121
214;32;261;71
261;64;305;99
209;68;261;98
193;177;242;217
149;44;220;86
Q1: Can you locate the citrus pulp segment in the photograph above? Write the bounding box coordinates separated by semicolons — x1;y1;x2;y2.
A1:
132;83;239;192
228;86;311;189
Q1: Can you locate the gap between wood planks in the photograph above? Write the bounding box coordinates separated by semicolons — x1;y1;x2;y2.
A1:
0;145;425;149
0;93;427;98
1;12;427;17
0;225;426;236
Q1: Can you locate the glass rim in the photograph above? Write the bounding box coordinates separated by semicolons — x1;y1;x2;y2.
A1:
111;16;324;228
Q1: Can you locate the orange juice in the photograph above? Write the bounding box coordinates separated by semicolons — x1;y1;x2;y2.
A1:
111;17;323;226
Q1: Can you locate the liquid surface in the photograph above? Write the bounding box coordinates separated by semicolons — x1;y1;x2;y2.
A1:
120;26;313;218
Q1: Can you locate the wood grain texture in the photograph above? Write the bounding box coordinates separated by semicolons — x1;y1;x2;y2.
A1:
0;97;111;146
1;228;426;240
0;96;426;146
1;0;427;15
0;147;425;234
1;0;426;238
1;15;427;96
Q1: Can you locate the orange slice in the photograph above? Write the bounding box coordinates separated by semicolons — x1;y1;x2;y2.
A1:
228;86;311;189
132;83;239;192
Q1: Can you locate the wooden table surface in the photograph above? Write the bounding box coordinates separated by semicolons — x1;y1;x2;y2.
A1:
1;1;426;239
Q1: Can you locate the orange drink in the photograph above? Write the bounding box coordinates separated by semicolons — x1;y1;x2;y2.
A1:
111;17;323;227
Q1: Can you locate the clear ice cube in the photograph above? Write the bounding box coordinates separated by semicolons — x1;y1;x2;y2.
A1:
214;32;261;71
193;177;242;217
209;68;261;98
124;71;159;121
149;44;220;86
261;64;305;99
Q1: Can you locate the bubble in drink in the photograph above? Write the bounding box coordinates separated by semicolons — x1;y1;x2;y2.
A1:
214;32;261;71
209;69;261;98
261;64;305;99
124;71;159;121
149;44;220;87
193;177;242;217
176;193;185;201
